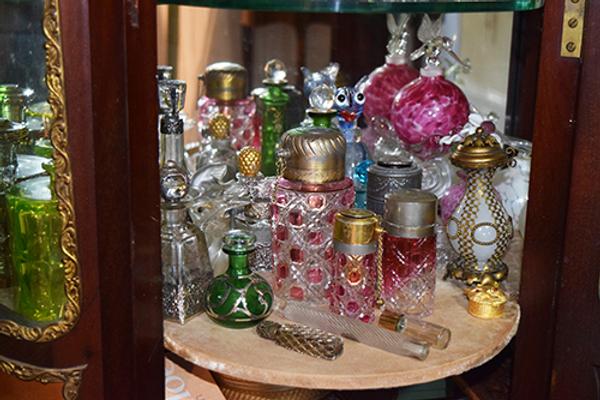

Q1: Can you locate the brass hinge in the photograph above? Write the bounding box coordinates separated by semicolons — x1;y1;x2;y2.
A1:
561;0;586;58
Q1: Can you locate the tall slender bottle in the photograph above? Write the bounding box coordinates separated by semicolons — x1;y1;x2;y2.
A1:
259;59;289;176
158;79;188;175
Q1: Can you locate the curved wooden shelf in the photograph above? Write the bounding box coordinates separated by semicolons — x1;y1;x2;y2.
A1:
165;279;519;390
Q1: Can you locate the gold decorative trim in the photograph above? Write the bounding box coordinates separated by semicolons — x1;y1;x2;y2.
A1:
0;354;86;400
0;0;81;341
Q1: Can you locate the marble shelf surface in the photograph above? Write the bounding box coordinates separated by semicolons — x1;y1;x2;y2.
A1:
164;278;520;390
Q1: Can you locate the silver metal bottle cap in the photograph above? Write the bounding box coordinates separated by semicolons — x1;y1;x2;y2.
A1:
383;189;437;238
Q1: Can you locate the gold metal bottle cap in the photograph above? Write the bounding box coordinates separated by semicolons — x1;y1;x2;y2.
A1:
383;189;437;238
200;62;247;102
238;146;261;177
333;209;379;255
280;127;346;184
208;114;231;140
465;285;507;319
450;128;513;169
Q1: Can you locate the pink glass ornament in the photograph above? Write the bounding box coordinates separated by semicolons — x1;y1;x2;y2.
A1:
363;62;418;122
391;66;469;159
272;178;355;305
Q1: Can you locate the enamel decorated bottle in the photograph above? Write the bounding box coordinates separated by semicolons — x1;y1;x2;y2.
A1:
362;14;419;122
197;62;256;150
273;89;354;305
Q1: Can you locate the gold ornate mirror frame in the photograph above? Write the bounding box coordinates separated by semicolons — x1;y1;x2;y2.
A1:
0;0;81;342
0;354;86;400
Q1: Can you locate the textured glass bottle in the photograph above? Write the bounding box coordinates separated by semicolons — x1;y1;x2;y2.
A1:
328;209;380;323
197;62;256;150
258;60;289;176
158;79;188;174
362;14;419;122
7;163;64;322
382;190;437;317
205;230;273;328
160;161;212;324
273;105;354;305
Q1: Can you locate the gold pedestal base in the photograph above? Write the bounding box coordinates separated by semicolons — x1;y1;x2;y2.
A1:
213;373;329;400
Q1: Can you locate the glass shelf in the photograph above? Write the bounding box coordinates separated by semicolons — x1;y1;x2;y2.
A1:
158;0;543;13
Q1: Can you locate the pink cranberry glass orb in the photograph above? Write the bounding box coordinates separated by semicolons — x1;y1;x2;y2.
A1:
391;68;469;157
363;63;419;122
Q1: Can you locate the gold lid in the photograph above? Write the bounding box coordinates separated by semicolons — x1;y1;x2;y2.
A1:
200;62;247;101
450;128;512;169
333;209;379;246
378;309;403;332
280;127;346;184
465;285;507;319
238;146;261;177
208;113;230;140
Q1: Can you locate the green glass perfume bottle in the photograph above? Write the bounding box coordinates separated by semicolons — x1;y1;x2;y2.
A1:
259;59;289;176
7;162;65;322
205;230;273;328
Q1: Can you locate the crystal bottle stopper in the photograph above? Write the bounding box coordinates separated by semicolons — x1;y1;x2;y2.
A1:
159;79;186;134
308;84;335;113
263;59;288;85
160;160;188;202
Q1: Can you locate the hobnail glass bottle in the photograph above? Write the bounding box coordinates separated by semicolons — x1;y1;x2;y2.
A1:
362;14;419;122
273;100;354;305
197;62;256;150
7;163;64;322
382;190;437;317
205;230;273;328
160;161;212;324
328;209;380;323
258;59;289;176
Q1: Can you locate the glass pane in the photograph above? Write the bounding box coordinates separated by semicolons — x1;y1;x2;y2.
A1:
158;0;544;13
0;1;66;326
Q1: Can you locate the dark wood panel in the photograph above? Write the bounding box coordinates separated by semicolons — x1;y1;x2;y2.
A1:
510;0;583;398
549;0;600;397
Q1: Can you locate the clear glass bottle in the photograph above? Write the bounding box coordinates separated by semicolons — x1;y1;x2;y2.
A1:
258;59;289;177
328;209;380;323
362;14;419;122
7;163;64;322
205;230;273;328
160;161;212;324
382;190;437;317
273;107;354;305
197;62;256;150
158;79;188;175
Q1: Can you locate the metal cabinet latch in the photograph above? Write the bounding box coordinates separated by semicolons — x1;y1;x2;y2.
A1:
561;0;586;58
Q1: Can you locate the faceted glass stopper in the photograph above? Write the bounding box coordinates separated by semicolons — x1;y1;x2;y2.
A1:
263;59;287;84
158;79;186;114
309;84;335;112
238;146;261;177
223;229;256;254
160;160;188;202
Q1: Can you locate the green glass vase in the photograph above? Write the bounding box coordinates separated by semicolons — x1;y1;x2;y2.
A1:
205;230;273;328
6;163;65;322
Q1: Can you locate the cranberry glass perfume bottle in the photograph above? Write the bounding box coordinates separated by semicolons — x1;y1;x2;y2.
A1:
197;62;256;150
328;209;380;323
382;190;437;317
273;105;354;305
362;14;419;122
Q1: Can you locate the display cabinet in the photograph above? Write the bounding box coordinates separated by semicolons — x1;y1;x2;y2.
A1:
0;0;598;399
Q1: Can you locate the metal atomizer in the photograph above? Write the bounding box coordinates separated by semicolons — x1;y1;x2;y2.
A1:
366;158;422;215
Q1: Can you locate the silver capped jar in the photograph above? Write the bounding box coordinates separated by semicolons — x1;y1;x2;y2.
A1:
366;158;422;215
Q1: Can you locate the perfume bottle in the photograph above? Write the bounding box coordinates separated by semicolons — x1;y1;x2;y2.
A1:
191;113;238;188
197;62;256;150
382;189;437;317
259;59;289;176
333;81;371;208
160;161;212;324
328;209;381;323
366;158;422;216
390;15;469;160
0;119;28;287
362;14;419;122
273;101;354;305
7;163;64;322
445;128;516;286
159;79;188;175
205;230;273;328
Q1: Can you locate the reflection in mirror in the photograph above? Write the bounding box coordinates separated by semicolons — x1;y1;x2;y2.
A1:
0;0;66;326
